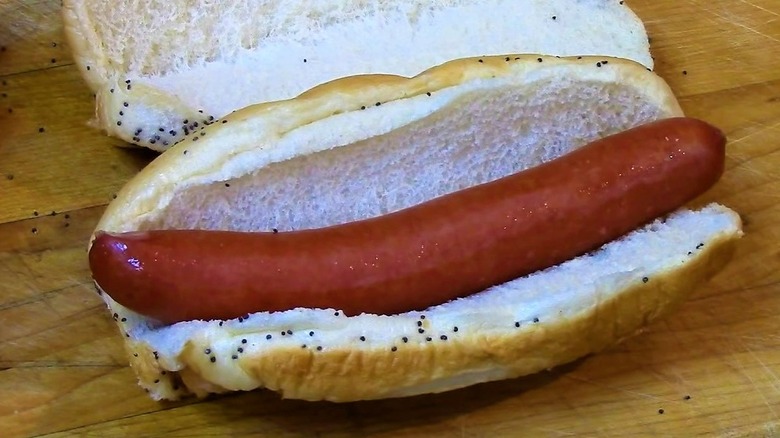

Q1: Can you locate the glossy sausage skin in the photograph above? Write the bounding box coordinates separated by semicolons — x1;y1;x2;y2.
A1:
89;117;726;324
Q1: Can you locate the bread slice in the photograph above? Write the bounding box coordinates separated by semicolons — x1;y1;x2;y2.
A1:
62;0;653;151
89;55;742;401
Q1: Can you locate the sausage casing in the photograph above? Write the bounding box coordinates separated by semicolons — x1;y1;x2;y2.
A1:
89;117;726;324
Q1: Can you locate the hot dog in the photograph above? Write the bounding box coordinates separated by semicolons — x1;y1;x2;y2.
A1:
90;118;726;324
87;55;742;402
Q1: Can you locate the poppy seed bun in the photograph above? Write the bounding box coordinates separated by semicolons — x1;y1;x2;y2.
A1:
62;0;652;150
88;55;742;401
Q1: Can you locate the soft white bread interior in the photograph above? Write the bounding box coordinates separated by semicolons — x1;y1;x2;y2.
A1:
62;0;653;151
89;55;742;401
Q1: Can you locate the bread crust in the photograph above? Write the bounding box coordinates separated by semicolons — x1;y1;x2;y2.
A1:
114;210;741;402
88;55;741;401
61;1;104;93
93;54;681;235
138;230;741;401
62;0;654;150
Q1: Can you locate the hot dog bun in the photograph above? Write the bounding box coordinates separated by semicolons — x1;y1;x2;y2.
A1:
89;55;742;401
62;0;653;151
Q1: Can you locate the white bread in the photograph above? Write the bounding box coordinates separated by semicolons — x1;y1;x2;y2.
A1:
89;55;742;401
62;0;653;151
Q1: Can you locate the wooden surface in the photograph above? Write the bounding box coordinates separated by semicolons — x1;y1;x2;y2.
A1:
1;1;779;436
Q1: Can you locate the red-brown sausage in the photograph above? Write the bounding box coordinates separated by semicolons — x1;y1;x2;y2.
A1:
89;117;726;324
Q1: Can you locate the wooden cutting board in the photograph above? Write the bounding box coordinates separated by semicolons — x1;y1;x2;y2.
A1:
1;1;778;436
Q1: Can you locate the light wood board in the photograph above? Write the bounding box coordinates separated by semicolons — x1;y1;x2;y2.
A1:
1;1;779;436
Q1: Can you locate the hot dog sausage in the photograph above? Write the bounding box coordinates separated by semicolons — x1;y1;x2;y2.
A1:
89;117;726;324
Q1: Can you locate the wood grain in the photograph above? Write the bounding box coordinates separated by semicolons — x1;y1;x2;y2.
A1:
1;1;779;437
0;1;71;76
0;65;156;224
